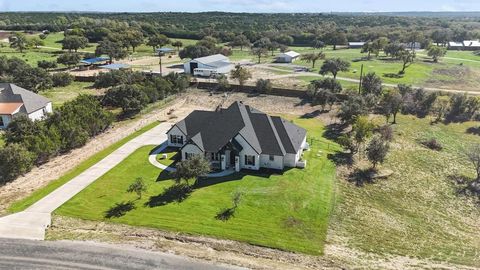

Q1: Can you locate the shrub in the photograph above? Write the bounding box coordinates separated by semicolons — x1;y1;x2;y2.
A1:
255;79;272;93
421;138;443;151
52;72;73;87
0;143;34;184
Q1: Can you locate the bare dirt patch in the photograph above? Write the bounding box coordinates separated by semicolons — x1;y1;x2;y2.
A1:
426;65;480;92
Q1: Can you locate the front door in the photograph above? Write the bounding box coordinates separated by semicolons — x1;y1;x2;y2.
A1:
230;151;236;167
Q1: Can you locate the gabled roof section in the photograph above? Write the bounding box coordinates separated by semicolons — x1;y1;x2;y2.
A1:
193;54;229;64
271;116;307;154
170;101;306;156
0;83;51;114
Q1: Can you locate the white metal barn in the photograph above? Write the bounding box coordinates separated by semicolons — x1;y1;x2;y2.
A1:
275;51;300;63
183;54;233;77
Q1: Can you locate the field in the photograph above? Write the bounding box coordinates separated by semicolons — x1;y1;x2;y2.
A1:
54;117;339;255
329;114;480;267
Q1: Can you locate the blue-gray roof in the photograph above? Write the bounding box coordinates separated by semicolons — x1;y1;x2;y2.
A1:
99;63;131;70
80;57;109;64
156;47;175;54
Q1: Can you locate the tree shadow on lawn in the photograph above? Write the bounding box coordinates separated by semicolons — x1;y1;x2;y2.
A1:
466;127;480;136
327;151;354;167
215;207;236;221
323;122;348;142
144;183;193;207
383;73;404;79
348;168;377;187
104;201;136;218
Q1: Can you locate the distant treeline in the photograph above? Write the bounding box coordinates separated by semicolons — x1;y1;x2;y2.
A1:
1;12;480;45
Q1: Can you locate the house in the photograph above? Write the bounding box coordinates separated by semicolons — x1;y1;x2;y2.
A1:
348;42;365;49
0;83;53;129
448;41;464;50
166;101;307;172
275;51;300;63
462;40;480;51
183;54;233;77
402;42;421;50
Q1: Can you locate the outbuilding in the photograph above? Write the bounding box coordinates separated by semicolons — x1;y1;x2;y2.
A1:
183;54;233;77
463;40;480;51
448;41;464;50
348;42;365;49
275;51;300;63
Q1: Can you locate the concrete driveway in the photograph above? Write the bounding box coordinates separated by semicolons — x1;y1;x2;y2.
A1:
0;122;171;240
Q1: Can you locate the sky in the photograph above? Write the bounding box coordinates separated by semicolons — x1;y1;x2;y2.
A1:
0;0;479;13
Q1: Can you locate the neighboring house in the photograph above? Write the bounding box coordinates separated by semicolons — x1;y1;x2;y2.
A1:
275;51;300;63
348;42;365;49
402;42;421;50
448;41;464;50
166;101;307;172
183;54;233;77
462;40;480;51
0;83;53;129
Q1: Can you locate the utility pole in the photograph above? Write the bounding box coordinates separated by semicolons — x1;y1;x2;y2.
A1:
358;63;364;94
158;51;165;76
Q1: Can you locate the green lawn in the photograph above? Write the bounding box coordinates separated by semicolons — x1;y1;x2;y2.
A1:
41;82;98;108
8;121;162;213
54;117;339;255
156;147;179;167
330;114;480;267
0;45;60;67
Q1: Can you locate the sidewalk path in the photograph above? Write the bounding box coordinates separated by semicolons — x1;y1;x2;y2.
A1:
0;122;172;240
148;143;236;178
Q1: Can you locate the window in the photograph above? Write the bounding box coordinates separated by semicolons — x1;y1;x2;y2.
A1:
210;152;220;161
245;155;255;166
185;152;194;160
269;155;275;161
0;117;4;127
170;134;183;145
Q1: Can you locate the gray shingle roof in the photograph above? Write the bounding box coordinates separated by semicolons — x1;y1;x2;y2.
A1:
0;83;51;114
173;101;306;155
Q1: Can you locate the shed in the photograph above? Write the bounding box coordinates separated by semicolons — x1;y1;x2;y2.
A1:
463;40;480;51
156;47;176;55
348;42;365;49
80;57;110;65
275;51;300;63
183;54;233;77
99;63;131;70
448;41;464;50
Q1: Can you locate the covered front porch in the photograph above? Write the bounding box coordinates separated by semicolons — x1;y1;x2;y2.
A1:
205;140;243;172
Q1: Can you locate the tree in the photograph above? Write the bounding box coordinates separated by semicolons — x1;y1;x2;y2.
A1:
301;52;325;68
398;50;415;74
380;90;403;124
309;78;342;93
216;74;230;91
352;116;374;152
252;37;271;49
29;37;44;49
319;58;350;79
175;155;211;186
9;33;28;52
313;39;325;50
427;45;447;63
230;65;252;88
323;31;347;50
230;34;250;51
179;45;211;59
0;143;34;184
62;35;88;52
124;29;144;52
338;94;368;124
384;43;405;59
466;144;480;183
102;84;149;114
95;40;128;64
274;34;294;46
366;136;390;169
268;41;280;56
256;79;272;93
172;40;183;51
251;47;268;64
361;42;377;60
147;34;170;52
57;53;81;68
37;60;57;71
432;96;450;122
127;177;147;199
52;72;73;87
361;72;383;96
372;37;389;56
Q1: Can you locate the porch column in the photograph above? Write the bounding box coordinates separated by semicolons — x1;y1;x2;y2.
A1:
235;156;240;172
221;154;226;170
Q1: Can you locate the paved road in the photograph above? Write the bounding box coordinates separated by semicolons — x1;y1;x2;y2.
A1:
259;64;480;95
0;238;244;270
0;123;171;240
